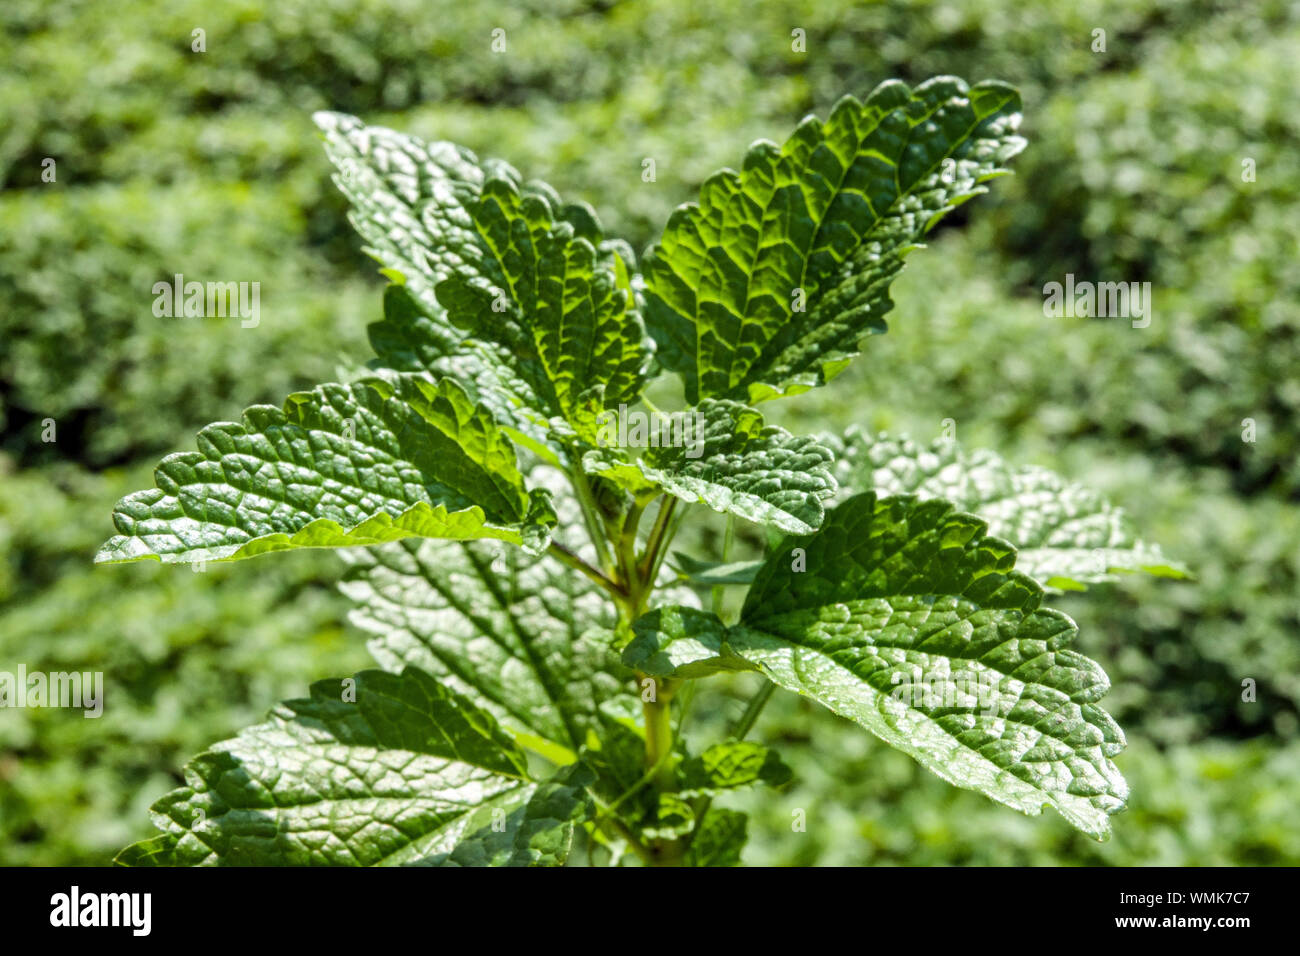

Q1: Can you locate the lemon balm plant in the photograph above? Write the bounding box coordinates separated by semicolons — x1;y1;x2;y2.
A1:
99;77;1184;866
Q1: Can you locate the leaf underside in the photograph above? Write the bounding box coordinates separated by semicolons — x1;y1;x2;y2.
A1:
341;537;627;760
831;429;1188;590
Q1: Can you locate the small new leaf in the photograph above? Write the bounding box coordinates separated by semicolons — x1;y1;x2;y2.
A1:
585;399;836;533
679;741;793;796
683;808;749;867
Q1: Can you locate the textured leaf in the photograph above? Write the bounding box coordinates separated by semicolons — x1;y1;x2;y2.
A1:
341;538;627;760
371;285;559;460
624;604;757;680
643;76;1024;403
679;741;793;796
316;112;650;441
831;429;1188;590
433;176;650;430
581;706;662;833
634;493;1129;839
339;460;645;761
643;792;696;840
683;808;748;867
423;762;594;867
116;668;588;866
96;377;556;565
315;110;503;333
584;399;836;533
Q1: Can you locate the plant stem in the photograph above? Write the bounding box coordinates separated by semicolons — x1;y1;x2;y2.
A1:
684;680;778;858
730;680;775;740
547;541;624;599
638;496;678;582
641;676;677;792
570;467;617;578
616;501;646;616
711;513;736;618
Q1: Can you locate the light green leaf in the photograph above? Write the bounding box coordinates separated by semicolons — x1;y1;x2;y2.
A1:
584;399;836;533
96;377;556;565
116;668;588;866
683;808;748;867
635;493;1129;839
315;110;502;336
679;741;793;796
831;429;1189;590
642;793;696;840
643;76;1024;404
370;285;558;461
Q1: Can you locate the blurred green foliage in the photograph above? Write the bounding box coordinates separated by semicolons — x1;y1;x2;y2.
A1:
1;0;1296;864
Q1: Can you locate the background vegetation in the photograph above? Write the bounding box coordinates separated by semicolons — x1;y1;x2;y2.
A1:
2;0;1296;865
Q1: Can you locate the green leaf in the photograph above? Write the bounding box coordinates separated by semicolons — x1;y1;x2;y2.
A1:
635;493;1129;839
643;792;696;840
624;605;758;680
643;76;1024;404
314;111;502;335
581;707;661;832
584;399;836;533
116;668;588;866
831;429;1189;590
423;762;594;867
679;741;793;796
95;378;556;565
371;285;559;461
433;176;650;430
669;552;764;586
341;537;627;760
683;808;749;867
316;112;650;441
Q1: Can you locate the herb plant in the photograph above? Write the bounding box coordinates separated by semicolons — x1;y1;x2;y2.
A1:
99;77;1183;866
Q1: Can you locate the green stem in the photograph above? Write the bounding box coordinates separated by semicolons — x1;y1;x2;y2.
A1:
730;681;776;740
570;467;616;578
638;496;679;582
711;513;736;618
617;501;646;616
641;676;678;792
587;793;654;865
684;681;777;857
547;541;624;600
